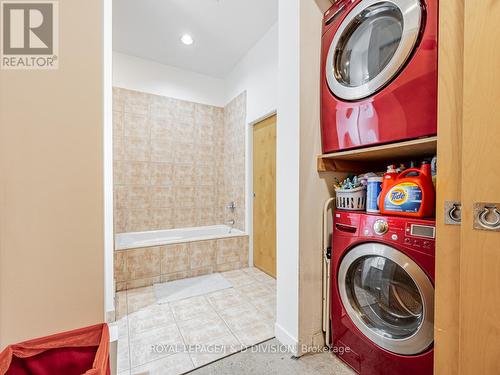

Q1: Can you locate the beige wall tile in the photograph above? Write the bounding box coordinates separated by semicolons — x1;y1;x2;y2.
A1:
173;208;196;228
123;162;150;185
196;207;216;226
161;271;191;283
126;209;151;232
190;266;214;277
150;138;173;163
114;251;127;282
114;208;127;234
123;90;150;115
174;186;195;208
150;163;174;186
150;208;173;230
173;164;194;186
123;137;150;162
113;88;246;234
150;186;174;208
189;241;216;269
123;113;149;138
126;247;161;280
161;244;189;274
126;276;160;290
216;262;242;273
216;237;243;265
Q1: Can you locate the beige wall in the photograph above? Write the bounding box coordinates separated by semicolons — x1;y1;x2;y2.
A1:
0;0;104;347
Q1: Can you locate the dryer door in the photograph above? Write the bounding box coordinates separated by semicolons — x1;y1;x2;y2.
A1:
326;0;422;101
338;242;434;355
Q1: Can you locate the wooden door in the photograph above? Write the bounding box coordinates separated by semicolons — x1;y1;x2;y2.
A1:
253;115;277;278
458;1;500;373
435;1;500;373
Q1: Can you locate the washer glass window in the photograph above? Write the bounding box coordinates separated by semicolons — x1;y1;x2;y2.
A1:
345;255;423;339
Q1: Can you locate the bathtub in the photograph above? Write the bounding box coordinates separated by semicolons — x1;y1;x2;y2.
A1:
115;224;246;251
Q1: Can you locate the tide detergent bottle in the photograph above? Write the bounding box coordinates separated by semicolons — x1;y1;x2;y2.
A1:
379;161;435;218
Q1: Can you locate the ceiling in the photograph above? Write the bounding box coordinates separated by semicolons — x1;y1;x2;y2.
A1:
113;0;278;79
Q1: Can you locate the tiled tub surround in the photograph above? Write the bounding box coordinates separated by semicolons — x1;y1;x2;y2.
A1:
111;267;276;375
113;88;246;233
114;235;249;291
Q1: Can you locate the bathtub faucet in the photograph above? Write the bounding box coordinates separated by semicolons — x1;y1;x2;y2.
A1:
226;201;236;212
226;219;235;232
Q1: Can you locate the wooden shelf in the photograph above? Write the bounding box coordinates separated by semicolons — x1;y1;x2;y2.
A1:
317;136;437;172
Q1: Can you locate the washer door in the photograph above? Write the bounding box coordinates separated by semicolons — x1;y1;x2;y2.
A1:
338;243;434;355
326;0;422;101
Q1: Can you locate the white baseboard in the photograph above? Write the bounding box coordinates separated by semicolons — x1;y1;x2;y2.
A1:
274;322;299;356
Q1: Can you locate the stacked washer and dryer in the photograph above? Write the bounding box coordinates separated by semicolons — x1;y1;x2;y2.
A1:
321;0;438;374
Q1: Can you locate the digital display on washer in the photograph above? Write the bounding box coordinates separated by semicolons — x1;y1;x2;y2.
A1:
411;224;436;239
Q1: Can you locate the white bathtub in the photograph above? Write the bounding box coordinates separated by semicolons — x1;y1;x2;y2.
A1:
115;225;246;251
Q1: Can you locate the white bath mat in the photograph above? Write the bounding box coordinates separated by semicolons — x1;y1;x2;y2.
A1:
154;273;232;304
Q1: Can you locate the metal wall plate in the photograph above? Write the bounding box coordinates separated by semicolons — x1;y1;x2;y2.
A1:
445;201;462;225
473;203;500;232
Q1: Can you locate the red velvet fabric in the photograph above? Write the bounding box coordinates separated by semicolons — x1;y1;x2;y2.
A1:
0;324;110;375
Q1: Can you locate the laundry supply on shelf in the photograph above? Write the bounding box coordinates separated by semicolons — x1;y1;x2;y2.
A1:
379;161;436;218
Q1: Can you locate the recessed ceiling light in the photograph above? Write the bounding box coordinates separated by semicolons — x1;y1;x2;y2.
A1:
181;34;194;45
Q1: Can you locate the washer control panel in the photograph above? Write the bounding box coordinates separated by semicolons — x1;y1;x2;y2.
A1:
373;219;389;235
336;213;437;253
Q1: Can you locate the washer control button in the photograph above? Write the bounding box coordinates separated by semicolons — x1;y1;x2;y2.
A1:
391;234;398;241
373;220;389;235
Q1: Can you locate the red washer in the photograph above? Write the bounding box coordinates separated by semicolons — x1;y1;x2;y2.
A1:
320;0;438;153
331;212;435;374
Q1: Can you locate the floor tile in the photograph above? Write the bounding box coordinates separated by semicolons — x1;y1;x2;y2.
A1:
117;334;130;372
116;291;128;320
130;353;194;375
188;333;242;368
170;295;217;321
231;319;275;347
129;324;184;368
221;269;256;288
236;282;273;302
177;314;235;345
128;303;175;337
206;288;246;311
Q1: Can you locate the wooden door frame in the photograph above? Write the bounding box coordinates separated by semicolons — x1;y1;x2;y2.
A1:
248;111;277;271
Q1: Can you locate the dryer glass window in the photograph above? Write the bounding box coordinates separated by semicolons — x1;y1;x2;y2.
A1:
334;2;404;87
345;255;423;340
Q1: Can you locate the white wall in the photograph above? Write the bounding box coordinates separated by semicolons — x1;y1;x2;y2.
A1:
113;52;226;107
225;23;278;123
275;0;300;351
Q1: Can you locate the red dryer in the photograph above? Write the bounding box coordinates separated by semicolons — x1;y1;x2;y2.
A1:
331;212;435;374
320;0;438;153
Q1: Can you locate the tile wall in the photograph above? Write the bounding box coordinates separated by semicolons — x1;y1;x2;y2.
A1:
113;88;246;233
219;92;247;230
114;236;249;291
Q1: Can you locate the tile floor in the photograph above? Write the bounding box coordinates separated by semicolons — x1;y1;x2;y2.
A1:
112;267;276;375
